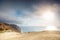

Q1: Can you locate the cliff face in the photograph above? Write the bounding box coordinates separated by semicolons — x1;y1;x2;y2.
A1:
0;22;21;32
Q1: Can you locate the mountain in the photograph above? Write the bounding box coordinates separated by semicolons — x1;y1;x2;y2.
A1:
0;22;21;32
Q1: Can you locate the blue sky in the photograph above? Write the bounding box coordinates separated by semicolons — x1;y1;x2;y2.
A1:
0;0;60;32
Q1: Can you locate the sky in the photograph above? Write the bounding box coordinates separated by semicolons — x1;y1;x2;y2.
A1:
0;0;60;32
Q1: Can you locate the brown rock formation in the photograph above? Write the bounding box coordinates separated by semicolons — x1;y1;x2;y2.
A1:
0;22;21;32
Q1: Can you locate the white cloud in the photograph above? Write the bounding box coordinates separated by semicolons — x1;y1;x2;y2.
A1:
0;2;59;27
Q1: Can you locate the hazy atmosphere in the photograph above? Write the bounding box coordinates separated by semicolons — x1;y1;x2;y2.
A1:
0;0;60;32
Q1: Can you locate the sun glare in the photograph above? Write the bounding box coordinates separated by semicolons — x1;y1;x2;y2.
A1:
42;10;55;21
41;8;57;31
45;26;57;31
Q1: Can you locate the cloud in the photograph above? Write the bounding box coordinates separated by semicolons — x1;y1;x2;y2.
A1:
18;3;59;26
0;0;59;27
0;0;60;32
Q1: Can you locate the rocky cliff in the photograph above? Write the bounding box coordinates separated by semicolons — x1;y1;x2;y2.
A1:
0;22;21;32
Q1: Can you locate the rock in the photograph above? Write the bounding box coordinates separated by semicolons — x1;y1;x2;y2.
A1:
0;22;21;32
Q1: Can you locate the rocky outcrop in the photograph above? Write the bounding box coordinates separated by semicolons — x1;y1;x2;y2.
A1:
0;22;21;32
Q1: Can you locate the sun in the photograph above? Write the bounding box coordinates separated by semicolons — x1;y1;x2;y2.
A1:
42;10;55;21
41;9;57;31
